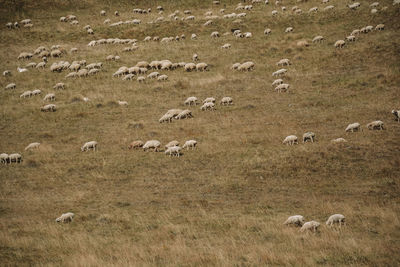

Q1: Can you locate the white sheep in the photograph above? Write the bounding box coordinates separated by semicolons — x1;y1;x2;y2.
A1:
375;24;385;31
300;221;320;232
196;63;208;71
137;76;146;82
331;138;347;143
143;140;161;151
238;61;255;71
159;113;174;123
56;212;75;223
345;122;361;132
275;83;290;93
165;141;179;149
283;135;298;145
201;102;215;111
53;83;64;90
303;132;315;143
5;83;16;90
43;93;55;101
176;110;193;119
157;74;168;81
283;215;305;226
231;63;241;70
392;110;400;122
277;59;291;66
326;214;345;227
25;142;40;151
334;40;345;48
285;27;293;33
20;90;32;98
0;153;9;164
165;146;182;157
346;35;356;42
185;96;198;106
118;100;128;106
184;63;196;72
100;10;106;16
367;120;384;130
220;97;233;105
348;2;360;9
210;31;220;38
183;140;197;150
312;36;324;43
3;70;11;76
41;104;56;112
8;153;22;163
203;97;216;104
272;69;287;76
81;141;97;152
272;79;283;86
147;72;159;79
221;43;231;49
191;33;197;40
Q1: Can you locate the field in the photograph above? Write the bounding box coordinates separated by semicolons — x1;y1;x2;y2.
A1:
0;0;400;265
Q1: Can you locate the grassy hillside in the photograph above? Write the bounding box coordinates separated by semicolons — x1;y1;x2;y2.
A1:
0;0;400;265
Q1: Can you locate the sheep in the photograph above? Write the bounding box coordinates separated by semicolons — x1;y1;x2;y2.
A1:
184;63;196;72
231;63;241;70
0;153;8;164
165;141;180;149
81;141;97;152
114;11;119;16
43;93;55;101
17;67;28;73
53;83;65;90
346;35;356;42
3;70;11;76
220;97;233;105
275;83;289;93
331;138;347;143
277;59;290;66
367;120;384;130
8;153;22;163
100;10;106;16
300;221;320;232
176;110;193;120
147;72;159;79
77;69;88;77
137;76;146;82
326;214;345;227
285;27;293;33
308;7;318;13
392;110;400;122
345;122;361;132
118;100;128;106
25;142;40;151
201;102;215;111
283;135;298;145
36;62;46;69
303;132;315;143
334;40;345;48
375;24;385;31
56;212;74;223
348;2;360;9
128;140;144;149
210;31;220;38
283;215;305;226
20;90;32;98
221;43;232;49
192;54;199;62
184;96;198;106
143;140;161;151
183;140;197;150
51;49;62;58
351;29;360;35
272;10;278;15
156;74;168;81
18;52;33;60
203;97;216;104
5;83;16;90
159;113;174;123
191;33;197;40
272;69;287;76
264;28;272;35
41;104;56;112
122;74;135;81
238;61;255;71
272;79;283;86
165;146;182;157
196;63;208;71
25;62;36;68
88;69;100;75
312;36;324;43
297;40;310;47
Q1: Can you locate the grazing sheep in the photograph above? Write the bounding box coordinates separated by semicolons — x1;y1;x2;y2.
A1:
56;212;74;223
159;113;174;123
193;54;198;62
176;110;193;120
191;33;197;40
210;31;220;38
36;62;46;69
308;7;318;13
367;120;384;130
348;2;360;9
351;29;360;35
326;214;345;227
122;74;134;81
312;36;324;43
143;140;161;151
303;132;315;143
41;104;56;112
285;27;293;33
9;153;22;163
345;122;361;132
32;89;41;96
81;141;97;152
334;40;345;48
128;140;144;149
300;221;320;232
165;141;180;149
272;79;283;86
375;24;385;30
183;140;197;150
5;83;16;90
277;59;290;66
43;93;55;101
231;63;241;70
272;69;287;76
3;70;11;76
137;76;146;82
25;142;40;151
17;67;28;73
264;28;272;35
185;96;198;106
100;10;106;16
272;10;278;15
238;61;255;71
284;215;305;226
283;135;298;145
275;83;290;93
118;100;128;106
0;153;8;164
147;72;159;79
53;83;65;90
165;146;182;157
157;74;168;81
184;63;196;72
220;97;233;105
203;97;216;103
196;63;208;71
331;138;347;143
392;110;400;122
221;43;231;49
20;91;32;98
297;40;310;47
201;102;215;111
346;35;356;42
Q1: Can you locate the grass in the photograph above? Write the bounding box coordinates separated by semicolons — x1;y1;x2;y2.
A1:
0;0;400;265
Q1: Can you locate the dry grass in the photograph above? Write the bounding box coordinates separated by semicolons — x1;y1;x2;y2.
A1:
0;0;400;265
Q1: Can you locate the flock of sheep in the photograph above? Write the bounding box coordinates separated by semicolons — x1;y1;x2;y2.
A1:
2;0;399;227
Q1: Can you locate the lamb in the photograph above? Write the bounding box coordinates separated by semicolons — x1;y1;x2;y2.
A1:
183;140;197;150
185;97;198;106
56;212;75;223
25;142;40;151
20;91;32;98
312;36;324;43
196;63;208;71
5;83;16;90
9;153;22;163
326;214;345;227
272;79;283;86
275;83;290;93
220;97;233;105
303;132;315;143
81;141;97;152
334;40;345;48
128;140;144;149
176;110;193;119
300;221;320;232
276;59;290;66
53;83;65;90
392;110;400;122
272;69;287;76
41;104;56;112
367;120;384;130
157;74;168;81
165;141;179;149
331;138;347;143
165;146;182;157
283;135;298;145
143;140;161;151
0;153;8;164
44;93;55;101
238;61;255;71
345;122;361;132
283;215;305;226
201;102;215;111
